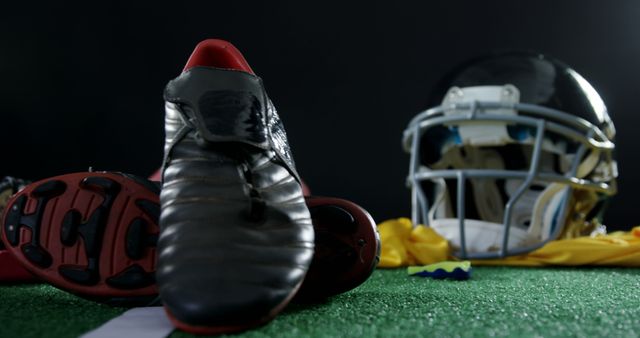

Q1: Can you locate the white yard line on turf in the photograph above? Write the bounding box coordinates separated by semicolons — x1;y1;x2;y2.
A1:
80;307;175;338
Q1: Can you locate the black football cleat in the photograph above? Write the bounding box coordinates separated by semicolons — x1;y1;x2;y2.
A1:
158;39;314;334
0;172;160;303
150;171;380;303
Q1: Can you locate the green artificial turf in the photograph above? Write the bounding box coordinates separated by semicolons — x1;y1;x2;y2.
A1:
2;267;640;338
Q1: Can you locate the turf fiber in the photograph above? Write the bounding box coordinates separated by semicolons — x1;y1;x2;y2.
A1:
1;267;640;338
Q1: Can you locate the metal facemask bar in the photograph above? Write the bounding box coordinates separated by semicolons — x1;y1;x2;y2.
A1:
404;88;615;259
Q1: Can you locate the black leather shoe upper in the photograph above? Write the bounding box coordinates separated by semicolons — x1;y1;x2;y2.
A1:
158;66;314;328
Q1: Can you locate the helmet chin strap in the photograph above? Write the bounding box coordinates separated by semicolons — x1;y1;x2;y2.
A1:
529;148;602;241
428;177;453;221
524;183;568;241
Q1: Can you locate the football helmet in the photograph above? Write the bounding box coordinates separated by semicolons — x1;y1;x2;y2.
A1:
403;51;617;259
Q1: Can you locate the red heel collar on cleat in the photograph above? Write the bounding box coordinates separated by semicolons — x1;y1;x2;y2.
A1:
183;39;254;74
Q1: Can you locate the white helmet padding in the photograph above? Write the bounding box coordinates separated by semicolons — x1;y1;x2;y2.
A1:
431;219;530;254
431;185;569;255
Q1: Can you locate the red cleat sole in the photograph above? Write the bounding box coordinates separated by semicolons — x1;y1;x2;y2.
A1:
0;172;159;303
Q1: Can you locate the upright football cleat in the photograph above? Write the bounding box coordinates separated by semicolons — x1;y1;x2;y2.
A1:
0;172;160;303
158;39;315;334
152;169;380;301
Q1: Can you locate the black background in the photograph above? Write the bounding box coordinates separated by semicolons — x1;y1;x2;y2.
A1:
2;1;639;230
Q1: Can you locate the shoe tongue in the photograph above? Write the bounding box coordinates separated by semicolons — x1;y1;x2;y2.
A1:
183;39;254;74
165;67;268;147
